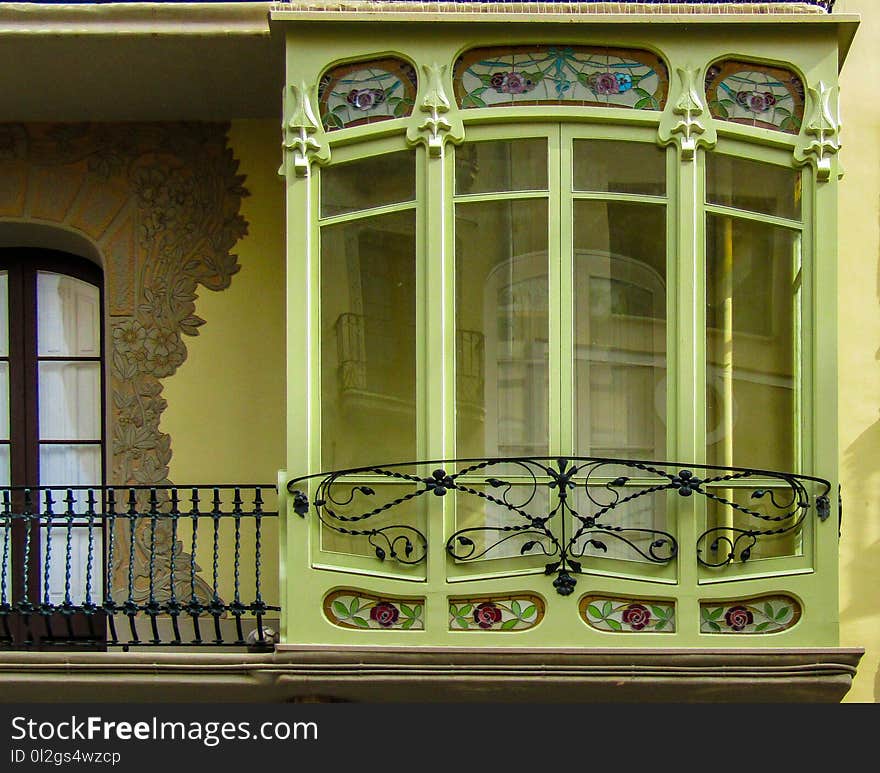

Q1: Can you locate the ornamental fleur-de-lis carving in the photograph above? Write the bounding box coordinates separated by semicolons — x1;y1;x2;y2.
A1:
658;66;715;159
794;81;840;182
406;63;464;155
281;81;330;177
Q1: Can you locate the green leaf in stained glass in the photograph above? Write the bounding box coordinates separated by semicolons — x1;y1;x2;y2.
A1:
634;87;651;99
501;619;519;630
634;97;653;110
461;93;487;109
587;604;603;620
654;619;668;631
352;616;370;628
332;601;350;620
521;605;537;621
458;604;473;616
763;602;774;619
708;607;724;621
393;100;410;118
400;604;414;618
602;601;612;617
650;605;669;620
412;605;422;619
707;620;721;632
349;598;360;615
449;604;458;617
511;600;522;618
401;618;415;630
710;100;729;119
455;617;469;629
776;606;791;621
754;622;772;632
606;619;623;631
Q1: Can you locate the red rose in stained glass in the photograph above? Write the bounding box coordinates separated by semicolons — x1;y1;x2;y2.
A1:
621;603;652;631
724;605;754;631
473;602;503;628
370;601;400;627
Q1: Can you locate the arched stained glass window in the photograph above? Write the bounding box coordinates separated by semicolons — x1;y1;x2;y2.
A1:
453;45;668;111
705;59;805;134
318;57;418;131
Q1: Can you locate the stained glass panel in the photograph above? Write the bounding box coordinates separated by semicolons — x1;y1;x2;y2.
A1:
453;45;668;111
705;60;805;135
318;57;418;132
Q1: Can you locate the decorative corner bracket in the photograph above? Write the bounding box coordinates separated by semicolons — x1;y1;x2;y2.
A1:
794;82;840;183
406;63;464;156
659;66;716;160
281;82;331;178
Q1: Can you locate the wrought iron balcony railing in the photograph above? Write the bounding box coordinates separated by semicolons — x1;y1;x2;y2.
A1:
288;456;831;597
0;484;279;650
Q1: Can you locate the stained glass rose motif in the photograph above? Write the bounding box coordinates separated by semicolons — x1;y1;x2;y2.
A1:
370;601;400;628
473;602;503;629
621;603;651;631
735;90;777;114
346;88;387;111
489;71;537;95
587;72;633;96
724;605;754;631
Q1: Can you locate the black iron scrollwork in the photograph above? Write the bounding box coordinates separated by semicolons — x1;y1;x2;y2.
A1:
287;456;830;595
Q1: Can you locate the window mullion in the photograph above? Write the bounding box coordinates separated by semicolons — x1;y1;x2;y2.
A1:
674;147;703;600
551;125;569;457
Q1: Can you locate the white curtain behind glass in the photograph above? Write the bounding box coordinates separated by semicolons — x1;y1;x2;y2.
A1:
37;272;102;605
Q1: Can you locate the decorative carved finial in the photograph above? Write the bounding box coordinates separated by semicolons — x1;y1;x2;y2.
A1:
794;81;840;183
659;66;715;160
406;63;464;155
281;82;330;177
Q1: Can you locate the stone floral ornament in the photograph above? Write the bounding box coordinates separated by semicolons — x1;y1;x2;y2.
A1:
318;56;417;131
449;594;545;631
579;595;676;633
454;44;667;110
700;595;801;634
323;590;424;630
705;59;805;134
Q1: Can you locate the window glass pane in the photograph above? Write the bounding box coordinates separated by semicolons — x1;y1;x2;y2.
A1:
39;362;101;440
706;215;799;471
39;527;103;605
0;362;8;440
37;272;100;357
706;154;801;220
321;209;416;469
0;444;8;486
573;140;666;196
455;198;549;459
320;150;415;218
0;271;8;357
39;444;102;487
573;200;667;459
454;139;548;195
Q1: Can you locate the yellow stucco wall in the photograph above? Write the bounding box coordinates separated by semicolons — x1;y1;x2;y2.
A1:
160;118;285;609
835;0;879;703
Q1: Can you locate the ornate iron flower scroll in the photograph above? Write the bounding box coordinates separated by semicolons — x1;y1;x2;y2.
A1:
287;457;830;595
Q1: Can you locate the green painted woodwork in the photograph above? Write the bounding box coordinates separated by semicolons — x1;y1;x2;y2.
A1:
279;14;844;649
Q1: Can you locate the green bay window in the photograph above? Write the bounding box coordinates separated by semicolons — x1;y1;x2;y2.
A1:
280;17;843;652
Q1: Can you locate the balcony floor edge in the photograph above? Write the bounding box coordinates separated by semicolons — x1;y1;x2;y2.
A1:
0;647;864;703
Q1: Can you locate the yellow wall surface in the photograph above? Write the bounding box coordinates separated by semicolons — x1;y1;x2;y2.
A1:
160;118;285;608
835;0;880;703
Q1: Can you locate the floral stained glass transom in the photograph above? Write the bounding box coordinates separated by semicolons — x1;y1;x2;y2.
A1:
318;57;418;131
453;46;668;111
705;60;805;135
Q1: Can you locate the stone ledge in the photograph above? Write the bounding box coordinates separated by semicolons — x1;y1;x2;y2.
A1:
0;646;863;703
